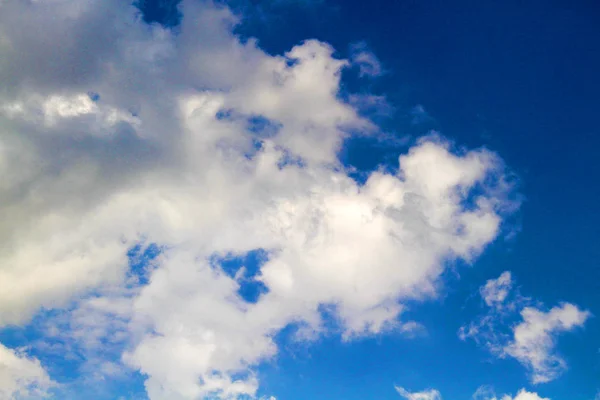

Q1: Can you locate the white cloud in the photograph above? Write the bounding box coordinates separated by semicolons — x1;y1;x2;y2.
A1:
0;0;518;398
461;272;589;384
0;343;55;399
473;386;549;400
396;386;442;400
480;271;513;308
505;303;590;384
3;93;141;129
510;390;550;400
398;385;552;400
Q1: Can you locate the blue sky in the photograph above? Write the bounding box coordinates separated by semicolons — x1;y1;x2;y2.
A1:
0;0;598;399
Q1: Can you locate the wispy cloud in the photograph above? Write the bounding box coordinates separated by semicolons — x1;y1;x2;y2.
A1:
396;386;442;400
480;271;513;308
350;41;385;78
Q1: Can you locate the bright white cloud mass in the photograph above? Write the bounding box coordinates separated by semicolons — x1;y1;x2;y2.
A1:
3;0;587;399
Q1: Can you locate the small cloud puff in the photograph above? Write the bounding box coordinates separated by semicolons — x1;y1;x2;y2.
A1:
480;271;513;308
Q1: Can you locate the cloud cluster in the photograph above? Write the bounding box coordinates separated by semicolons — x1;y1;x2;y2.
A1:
395;385;549;400
473;386;549;400
461;272;590;384
0;0;516;398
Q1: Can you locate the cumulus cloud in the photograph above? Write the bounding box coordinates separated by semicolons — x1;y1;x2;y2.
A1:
461;272;589;384
0;343;55;399
396;386;442;400
0;0;517;398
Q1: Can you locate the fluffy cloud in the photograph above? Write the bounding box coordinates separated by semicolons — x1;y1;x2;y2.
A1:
461;272;589;384
509;389;549;400
505;303;590;383
0;343;55;399
0;0;517;398
396;386;442;400
473;386;549;400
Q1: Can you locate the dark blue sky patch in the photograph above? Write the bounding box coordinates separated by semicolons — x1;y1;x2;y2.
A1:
215;108;234;121
284;57;300;68
338;135;402;185
214;248;269;279
246;115;281;138
87;91;100;102
210;249;270;303
243;137;264;161
238;277;269;304
134;0;182;28
127;242;163;286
